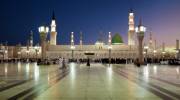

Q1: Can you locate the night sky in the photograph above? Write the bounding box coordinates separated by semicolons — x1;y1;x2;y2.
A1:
0;0;180;46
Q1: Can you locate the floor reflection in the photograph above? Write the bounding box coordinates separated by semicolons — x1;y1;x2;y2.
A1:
143;65;149;82
25;63;30;79
34;63;39;82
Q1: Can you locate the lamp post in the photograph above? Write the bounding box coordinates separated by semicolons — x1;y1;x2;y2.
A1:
162;42;166;60
144;45;149;63
17;51;21;59
38;26;49;60
176;40;180;59
135;18;146;64
162;51;166;61
108;46;112;65
176;50;179;59
153;50;157;63
70;32;75;60
71;46;75;60
4;50;7;60
34;45;39;60
26;50;29;62
108;32;112;65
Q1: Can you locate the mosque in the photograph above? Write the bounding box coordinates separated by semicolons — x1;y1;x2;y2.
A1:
0;10;178;61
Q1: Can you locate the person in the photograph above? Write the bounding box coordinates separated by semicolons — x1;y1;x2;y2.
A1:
87;58;90;67
59;57;62;69
62;58;66;69
135;58;140;67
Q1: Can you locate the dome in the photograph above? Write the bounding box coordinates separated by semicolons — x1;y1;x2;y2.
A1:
112;33;124;45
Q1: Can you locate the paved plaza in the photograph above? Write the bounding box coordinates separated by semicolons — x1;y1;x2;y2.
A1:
0;63;180;100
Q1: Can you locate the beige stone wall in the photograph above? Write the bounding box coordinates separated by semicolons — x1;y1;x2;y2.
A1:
4;44;176;59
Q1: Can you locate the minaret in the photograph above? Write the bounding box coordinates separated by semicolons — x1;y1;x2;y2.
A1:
149;32;153;50
71;32;74;46
108;32;112;46
71;32;75;59
50;12;57;45
80;31;83;49
80;31;83;46
162;42;165;52
29;31;33;47
128;9;135;46
154;39;157;50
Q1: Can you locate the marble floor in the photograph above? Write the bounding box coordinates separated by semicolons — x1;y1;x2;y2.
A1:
0;62;180;100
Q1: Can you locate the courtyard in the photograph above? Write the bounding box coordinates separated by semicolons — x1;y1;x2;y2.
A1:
0;63;180;100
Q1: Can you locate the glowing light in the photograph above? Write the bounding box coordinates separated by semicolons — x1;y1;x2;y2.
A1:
135;27;138;33
153;50;157;53
176;50;179;53
71;45;75;49
38;26;49;33
130;13;134;16
162;51;166;54
108;46;112;49
136;26;146;33
144;46;149;49
51;27;56;32
140;26;146;32
51;20;56;26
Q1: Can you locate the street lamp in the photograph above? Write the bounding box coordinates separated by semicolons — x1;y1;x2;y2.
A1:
144;45;149;63
135;18;146;64
17;51;21;59
162;51;166;60
153;50;157;63
70;32;75;60
34;45;40;60
26;50;30;62
108;46;112;65
71;45;75;60
38;26;49;60
4;50;7;60
108;32;112;65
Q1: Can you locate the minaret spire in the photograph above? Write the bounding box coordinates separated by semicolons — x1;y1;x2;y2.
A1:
52;11;55;20
139;17;142;26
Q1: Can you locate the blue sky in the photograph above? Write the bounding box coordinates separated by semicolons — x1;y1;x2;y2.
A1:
0;0;180;46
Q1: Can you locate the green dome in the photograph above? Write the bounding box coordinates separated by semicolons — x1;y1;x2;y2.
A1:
112;33;123;44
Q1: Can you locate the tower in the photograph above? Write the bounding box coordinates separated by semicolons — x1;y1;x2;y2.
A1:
80;31;83;46
70;32;75;59
148;32;153;50
50;12;57;45
29;31;33;47
108;32;112;46
80;31;83;49
128;9;135;46
71;32;74;47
